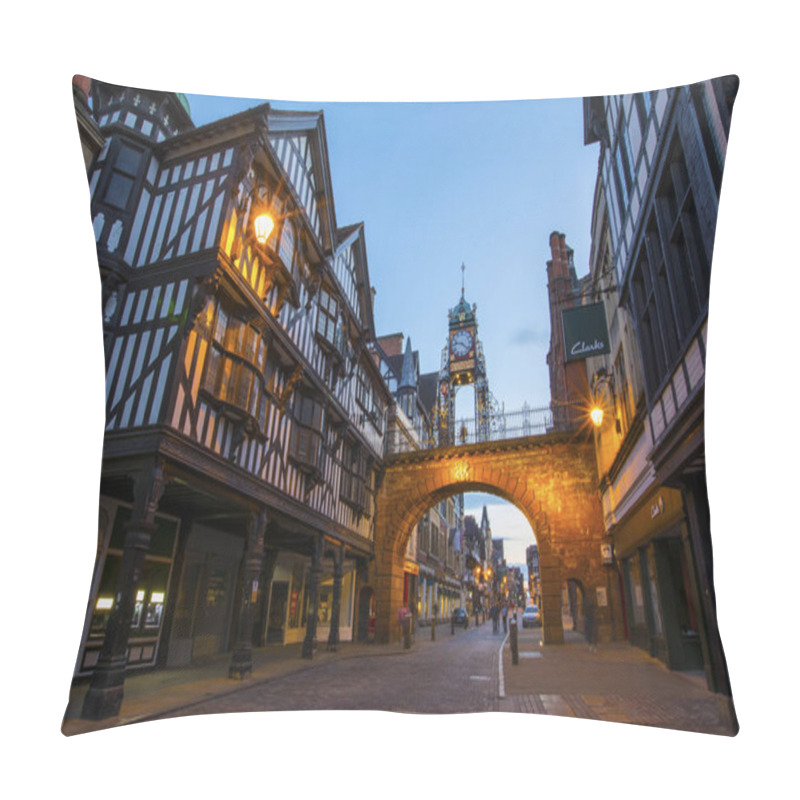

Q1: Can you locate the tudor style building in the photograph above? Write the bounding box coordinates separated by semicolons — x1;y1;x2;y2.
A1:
73;78;392;719
581;78;738;694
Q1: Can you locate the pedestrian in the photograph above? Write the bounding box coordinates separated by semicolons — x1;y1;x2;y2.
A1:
490;603;499;633
501;603;508;633
584;592;598;653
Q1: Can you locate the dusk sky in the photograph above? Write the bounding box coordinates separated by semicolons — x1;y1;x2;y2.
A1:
186;90;602;572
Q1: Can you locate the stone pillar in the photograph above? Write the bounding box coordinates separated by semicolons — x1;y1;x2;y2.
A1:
538;551;564;644
252;547;279;647
302;537;324;659
229;510;268;679
327;545;344;651
81;464;166;720
373;552;405;645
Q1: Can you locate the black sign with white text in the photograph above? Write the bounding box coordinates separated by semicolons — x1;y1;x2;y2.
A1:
562;303;611;363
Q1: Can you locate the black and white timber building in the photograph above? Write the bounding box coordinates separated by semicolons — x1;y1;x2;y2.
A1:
73;78;392;719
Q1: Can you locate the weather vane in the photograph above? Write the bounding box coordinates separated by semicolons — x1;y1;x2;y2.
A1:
461;262;466;297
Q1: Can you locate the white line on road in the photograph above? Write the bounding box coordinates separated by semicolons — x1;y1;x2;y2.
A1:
497;631;509;699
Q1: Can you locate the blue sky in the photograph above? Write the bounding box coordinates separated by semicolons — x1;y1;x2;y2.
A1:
186;92;599;411
186;91;601;572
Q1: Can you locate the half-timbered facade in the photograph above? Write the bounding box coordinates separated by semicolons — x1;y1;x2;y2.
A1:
582;77;738;695
75;79;391;719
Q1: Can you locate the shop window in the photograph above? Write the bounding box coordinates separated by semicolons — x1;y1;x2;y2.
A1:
287;563;304;629
624;555;646;626
89;506;177;646
642;549;663;636
317;585;331;624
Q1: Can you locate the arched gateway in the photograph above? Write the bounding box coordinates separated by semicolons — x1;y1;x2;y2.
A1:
371;431;610;645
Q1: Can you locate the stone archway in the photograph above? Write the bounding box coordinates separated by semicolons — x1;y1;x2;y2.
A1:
372;432;611;645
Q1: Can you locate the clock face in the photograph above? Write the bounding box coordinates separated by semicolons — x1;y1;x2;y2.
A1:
450;329;474;358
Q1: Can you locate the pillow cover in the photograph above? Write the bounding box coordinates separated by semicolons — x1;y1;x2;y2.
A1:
63;75;738;737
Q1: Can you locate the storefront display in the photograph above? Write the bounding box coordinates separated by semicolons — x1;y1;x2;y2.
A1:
78;501;179;675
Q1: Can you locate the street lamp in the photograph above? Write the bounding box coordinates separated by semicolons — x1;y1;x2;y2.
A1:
254;212;275;245
590;369;615;429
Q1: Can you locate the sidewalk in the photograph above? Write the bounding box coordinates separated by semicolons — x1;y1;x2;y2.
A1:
497;624;738;735
62;620;469;737
62;618;737;737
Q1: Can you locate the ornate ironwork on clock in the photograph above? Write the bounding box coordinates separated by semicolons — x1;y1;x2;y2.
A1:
434;263;501;446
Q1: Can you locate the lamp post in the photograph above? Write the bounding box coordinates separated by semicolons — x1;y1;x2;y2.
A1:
473;566;481;627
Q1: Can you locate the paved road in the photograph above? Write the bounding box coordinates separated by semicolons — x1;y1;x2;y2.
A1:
144;615;736;736
155;622;501;719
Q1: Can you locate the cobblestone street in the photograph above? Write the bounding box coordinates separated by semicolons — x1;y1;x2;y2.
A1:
153;623;501;720
140;618;736;736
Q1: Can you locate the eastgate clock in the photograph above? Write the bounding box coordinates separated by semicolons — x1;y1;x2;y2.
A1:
450;329;474;358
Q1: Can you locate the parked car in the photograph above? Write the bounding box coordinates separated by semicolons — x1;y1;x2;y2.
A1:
452;607;468;628
522;605;541;628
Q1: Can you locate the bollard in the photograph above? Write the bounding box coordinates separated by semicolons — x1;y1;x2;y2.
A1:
451;616;455;635
431;616;436;641
403;615;411;649
510;618;519;665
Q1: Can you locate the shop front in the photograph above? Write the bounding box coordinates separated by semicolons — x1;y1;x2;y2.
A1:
76;497;181;677
166;522;243;667
263;553;359;646
613;485;704;672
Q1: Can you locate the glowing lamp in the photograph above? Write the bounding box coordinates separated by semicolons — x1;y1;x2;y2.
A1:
254;212;275;245
590;407;604;427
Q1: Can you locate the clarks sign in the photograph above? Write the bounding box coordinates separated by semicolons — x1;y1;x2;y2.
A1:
562;303;611;363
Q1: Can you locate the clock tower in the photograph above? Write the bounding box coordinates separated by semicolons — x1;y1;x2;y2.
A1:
436;265;495;445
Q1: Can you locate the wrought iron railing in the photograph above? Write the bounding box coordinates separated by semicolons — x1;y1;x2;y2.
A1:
387;404;559;454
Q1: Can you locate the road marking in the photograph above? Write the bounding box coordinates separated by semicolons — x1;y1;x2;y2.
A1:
519;652;542;659
470;676;491;681
497;631;509;698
